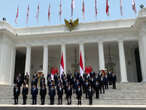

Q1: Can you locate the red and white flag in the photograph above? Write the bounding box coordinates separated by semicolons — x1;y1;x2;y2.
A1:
26;4;30;24
95;0;98;17
36;4;40;23
106;0;109;16
80;52;84;76
85;66;93;74
48;4;51;21
71;0;75;17
132;0;137;14
120;0;123;16
82;0;85;18
15;6;19;24
59;0;62;21
51;67;58;80
60;53;64;78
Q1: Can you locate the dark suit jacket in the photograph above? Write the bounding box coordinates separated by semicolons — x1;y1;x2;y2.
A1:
57;88;63;97
49;88;56;98
14;87;20;97
76;88;82;98
22;87;28;96
31;88;38;97
88;89;94;98
40;88;47;97
66;88;72;97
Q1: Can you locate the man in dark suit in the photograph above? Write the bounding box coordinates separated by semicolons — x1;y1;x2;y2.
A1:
66;85;72;105
57;85;63;105
100;74;105;94
13;84;20;104
84;80;89;98
108;70;113;85
22;84;28;105
15;76;22;92
94;80;100;99
40;84;47;105
112;73;117;89
104;74;109;89
49;85;56;105
74;80;81;91
24;73;29;85
40;74;46;88
90;77;95;88
88;86;94;105
31;77;37;87
76;85;82;105
31;85;38;105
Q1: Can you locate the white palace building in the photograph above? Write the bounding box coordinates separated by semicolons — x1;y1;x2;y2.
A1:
0;8;146;86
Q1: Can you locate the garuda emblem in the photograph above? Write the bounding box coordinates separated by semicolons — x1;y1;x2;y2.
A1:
64;18;79;32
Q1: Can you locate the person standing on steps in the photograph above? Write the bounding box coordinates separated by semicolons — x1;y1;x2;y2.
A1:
40;84;47;105
13;84;20;104
88;85;94;105
112;72;117;89
94;80;100;99
57;84;63;105
49;85;56;105
66;85;72;105
85;80;89;98
22;84;28;105
76;85;82;105
104;73;109;89
100;74;105;94
31;85;38;105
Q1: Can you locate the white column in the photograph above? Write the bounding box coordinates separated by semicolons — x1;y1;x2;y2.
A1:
25;46;31;75
10;47;16;85
0;37;16;85
61;44;67;74
139;33;146;82
118;40;128;82
43;45;48;80
79;43;85;71
98;41;105;70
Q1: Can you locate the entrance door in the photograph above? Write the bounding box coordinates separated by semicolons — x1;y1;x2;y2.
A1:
14;51;25;82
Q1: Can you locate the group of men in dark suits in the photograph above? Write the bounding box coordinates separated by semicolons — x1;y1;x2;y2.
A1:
13;73;29;104
13;70;117;105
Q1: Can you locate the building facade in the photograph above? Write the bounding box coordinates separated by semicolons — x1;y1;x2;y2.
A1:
0;9;146;85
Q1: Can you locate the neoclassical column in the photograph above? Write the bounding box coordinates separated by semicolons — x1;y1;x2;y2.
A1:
98;41;105;70
138;31;146;82
10;47;16;85
25;46;31;75
79;43;85;72
43;45;48;80
61;44;67;74
118;40;128;82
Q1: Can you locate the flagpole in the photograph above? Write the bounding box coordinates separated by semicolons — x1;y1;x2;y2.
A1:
48;2;51;25
82;0;85;20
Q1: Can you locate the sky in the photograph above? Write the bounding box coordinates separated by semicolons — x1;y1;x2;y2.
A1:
0;0;146;27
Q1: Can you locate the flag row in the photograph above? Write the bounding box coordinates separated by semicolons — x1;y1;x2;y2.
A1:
15;0;137;24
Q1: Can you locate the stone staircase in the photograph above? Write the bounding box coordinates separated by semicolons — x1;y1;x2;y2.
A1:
0;83;146;105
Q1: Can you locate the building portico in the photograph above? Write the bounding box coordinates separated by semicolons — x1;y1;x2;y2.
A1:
0;8;146;85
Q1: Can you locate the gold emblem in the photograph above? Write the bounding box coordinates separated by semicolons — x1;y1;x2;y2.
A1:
64;18;79;31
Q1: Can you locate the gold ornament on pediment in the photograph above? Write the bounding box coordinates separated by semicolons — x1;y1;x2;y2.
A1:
64;18;79;32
